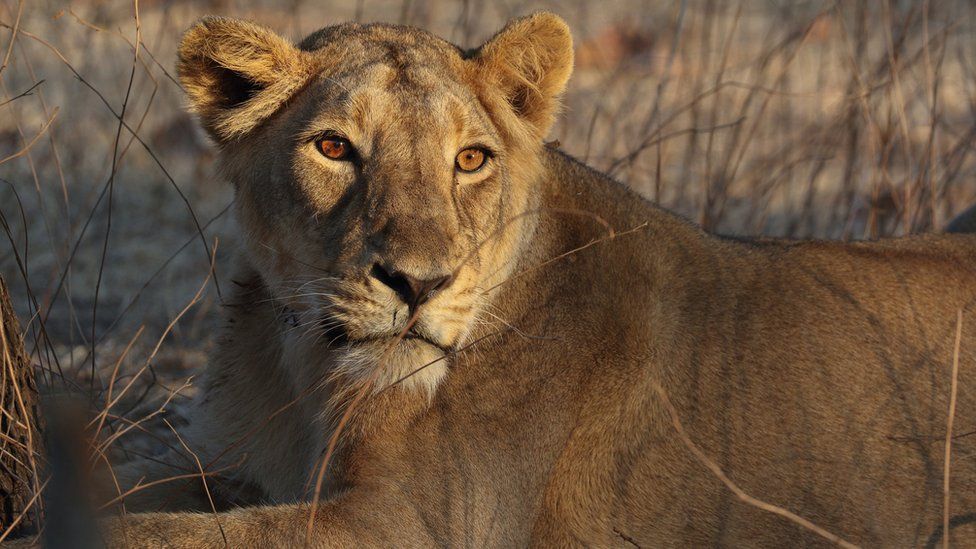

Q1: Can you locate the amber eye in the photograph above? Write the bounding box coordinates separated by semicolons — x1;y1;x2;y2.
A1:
316;136;353;160
455;147;488;173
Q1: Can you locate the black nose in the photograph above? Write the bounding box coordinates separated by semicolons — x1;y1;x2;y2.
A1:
371;264;452;311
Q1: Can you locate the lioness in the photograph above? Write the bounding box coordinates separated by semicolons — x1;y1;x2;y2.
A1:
79;12;976;548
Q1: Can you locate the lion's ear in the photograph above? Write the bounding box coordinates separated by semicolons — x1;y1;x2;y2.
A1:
177;17;317;142
474;12;574;138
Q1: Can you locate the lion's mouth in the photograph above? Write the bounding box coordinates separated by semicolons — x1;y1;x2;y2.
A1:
319;315;450;353
402;330;445;349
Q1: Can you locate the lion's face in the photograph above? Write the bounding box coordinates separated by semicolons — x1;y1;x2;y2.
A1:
178;15;573;393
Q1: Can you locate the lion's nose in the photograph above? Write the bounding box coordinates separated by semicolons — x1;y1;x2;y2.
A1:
371;263;453;312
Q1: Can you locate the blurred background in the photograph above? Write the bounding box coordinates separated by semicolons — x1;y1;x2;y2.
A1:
2;0;976;475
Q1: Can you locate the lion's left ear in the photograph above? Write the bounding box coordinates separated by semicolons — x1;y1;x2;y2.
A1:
473;12;574;138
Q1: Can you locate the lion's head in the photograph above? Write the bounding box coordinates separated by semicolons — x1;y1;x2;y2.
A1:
177;14;573;394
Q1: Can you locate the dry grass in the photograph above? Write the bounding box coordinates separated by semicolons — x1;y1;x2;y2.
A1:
1;0;976;541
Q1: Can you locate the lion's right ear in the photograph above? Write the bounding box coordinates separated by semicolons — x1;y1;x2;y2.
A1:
177;17;317;142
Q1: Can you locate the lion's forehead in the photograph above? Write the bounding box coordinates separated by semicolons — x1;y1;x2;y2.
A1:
298;63;494;156
288;25;499;154
340;63;464;106
302;23;472;105
299;21;463;58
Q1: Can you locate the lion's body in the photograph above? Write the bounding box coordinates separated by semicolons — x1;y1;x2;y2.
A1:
95;14;976;548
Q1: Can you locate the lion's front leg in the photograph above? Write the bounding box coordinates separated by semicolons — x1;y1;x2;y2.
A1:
99;491;437;548
102;509;269;548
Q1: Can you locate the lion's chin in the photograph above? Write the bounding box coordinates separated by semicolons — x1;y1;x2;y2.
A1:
333;337;449;397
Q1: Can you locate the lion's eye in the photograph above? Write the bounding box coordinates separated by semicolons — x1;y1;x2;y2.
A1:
316;136;353;161
455;147;488;173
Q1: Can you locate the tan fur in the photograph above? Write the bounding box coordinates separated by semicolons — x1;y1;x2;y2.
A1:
68;13;976;548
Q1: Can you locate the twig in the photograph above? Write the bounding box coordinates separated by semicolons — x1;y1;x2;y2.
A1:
650;381;860;549
98;461;241;510
0;109;58;166
0;79;42;108
0;0;22;76
163;418;228;548
943;309;963;549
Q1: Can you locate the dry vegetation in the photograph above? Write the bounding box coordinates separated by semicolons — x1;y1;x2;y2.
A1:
1;0;976;540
